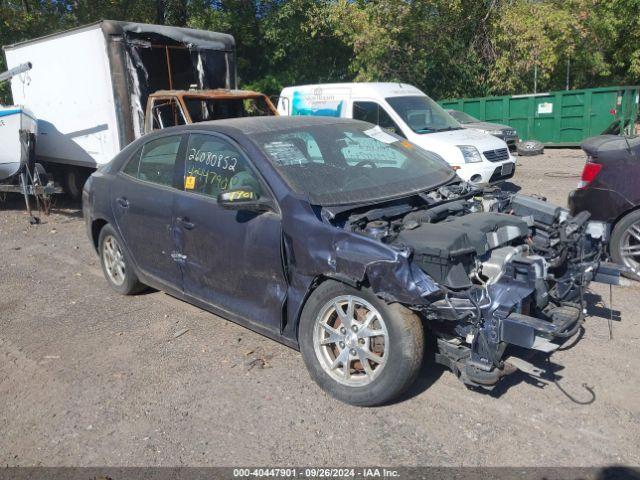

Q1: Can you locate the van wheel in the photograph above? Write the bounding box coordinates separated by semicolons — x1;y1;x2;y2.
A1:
610;210;640;281
298;280;424;406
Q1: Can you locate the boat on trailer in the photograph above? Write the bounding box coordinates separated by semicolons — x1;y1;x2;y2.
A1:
0;63;61;223
0;105;37;180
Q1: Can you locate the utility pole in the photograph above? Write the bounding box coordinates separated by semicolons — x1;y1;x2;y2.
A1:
532;49;539;94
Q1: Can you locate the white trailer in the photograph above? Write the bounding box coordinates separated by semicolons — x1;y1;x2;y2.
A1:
3;20;236;196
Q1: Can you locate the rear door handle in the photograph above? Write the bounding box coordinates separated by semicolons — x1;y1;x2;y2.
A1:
177;216;195;230
116;197;129;208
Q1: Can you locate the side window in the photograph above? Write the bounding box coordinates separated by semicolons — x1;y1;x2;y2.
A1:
122;148;142;177
123;135;181;187
352;101;405;138
151;98;187;130
184;133;262;199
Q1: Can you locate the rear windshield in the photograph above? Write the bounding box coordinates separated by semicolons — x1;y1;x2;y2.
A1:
386;96;461;134
184;96;274;122
251;122;455;206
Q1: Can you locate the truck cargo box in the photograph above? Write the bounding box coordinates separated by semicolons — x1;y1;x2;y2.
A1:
3;20;236;169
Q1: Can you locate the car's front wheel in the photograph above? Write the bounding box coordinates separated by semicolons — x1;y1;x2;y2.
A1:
299;280;424;406
98;224;146;295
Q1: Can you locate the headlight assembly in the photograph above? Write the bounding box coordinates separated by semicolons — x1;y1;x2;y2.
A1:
457;145;483;163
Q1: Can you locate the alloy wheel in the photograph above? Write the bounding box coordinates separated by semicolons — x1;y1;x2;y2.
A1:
102;235;126;286
620;221;640;274
313;295;388;387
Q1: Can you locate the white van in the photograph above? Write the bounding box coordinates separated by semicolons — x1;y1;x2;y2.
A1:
277;83;515;183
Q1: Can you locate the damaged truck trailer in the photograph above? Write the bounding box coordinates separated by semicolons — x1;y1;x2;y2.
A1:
3;20;236;196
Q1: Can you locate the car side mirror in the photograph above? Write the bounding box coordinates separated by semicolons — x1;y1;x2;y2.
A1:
217;187;271;212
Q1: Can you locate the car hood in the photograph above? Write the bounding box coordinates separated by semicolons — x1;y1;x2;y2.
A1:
410;127;509;162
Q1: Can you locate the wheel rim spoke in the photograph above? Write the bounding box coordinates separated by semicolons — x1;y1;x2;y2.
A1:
356;347;374;377
320;323;343;346
362;348;385;366
334;298;352;329
621;244;640;255
361;311;375;330
342;353;351;380
628;224;640;243
330;347;350;371
358;327;384;339
345;296;355;326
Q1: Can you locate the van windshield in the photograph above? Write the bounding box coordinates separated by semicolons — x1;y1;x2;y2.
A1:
386;96;461;134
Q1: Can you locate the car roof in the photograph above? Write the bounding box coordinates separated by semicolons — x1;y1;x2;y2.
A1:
280;82;425;98
174;115;366;135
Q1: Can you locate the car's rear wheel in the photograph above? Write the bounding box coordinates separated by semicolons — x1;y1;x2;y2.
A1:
299;280;424;406
610;209;640;281
98;224;146;294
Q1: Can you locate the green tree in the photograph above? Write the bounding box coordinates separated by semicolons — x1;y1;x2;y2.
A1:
490;0;614;94
315;0;500;98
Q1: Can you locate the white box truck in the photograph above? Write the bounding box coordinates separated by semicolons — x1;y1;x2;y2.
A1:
277;83;516;184
3;20;236;196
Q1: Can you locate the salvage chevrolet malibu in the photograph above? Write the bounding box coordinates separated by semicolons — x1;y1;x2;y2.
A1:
83;116;620;406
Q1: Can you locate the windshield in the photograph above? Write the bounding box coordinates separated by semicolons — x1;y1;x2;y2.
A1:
385;96;461;134
252;122;455;206
447;110;479;124
184;96;274;122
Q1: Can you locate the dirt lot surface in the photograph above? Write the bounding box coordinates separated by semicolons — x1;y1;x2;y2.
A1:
1;149;639;468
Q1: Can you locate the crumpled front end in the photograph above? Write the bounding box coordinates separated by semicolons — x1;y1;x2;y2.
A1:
332;184;623;388
421;192;621;387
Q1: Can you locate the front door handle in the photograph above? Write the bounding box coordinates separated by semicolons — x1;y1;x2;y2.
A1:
177;216;195;230
116;197;129;208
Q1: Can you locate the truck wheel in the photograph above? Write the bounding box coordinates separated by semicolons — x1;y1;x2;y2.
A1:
610;209;640;281
298;280;424;406
98;224;146;295
516;140;544;156
64;167;89;199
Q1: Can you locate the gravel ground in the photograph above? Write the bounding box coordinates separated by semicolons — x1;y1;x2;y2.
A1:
0;149;638;468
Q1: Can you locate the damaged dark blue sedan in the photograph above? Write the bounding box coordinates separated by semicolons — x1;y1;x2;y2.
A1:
83;116;620;406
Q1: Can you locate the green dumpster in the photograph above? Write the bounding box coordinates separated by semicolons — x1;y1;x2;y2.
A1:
439;86;639;146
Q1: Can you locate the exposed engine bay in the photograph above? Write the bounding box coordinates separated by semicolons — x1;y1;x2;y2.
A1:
329;182;620;388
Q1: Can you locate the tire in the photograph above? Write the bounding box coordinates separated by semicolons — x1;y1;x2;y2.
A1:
298;280;424;406
98;224;146;294
33;163;48;186
64;167;89;200
516;140;544;156
610;209;640;281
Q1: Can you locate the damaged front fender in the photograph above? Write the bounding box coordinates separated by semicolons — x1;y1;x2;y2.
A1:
278;195;443;344
333;237;440;304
